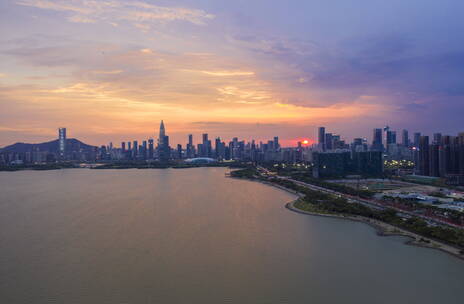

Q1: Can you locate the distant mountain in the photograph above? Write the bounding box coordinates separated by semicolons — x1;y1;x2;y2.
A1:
0;138;96;153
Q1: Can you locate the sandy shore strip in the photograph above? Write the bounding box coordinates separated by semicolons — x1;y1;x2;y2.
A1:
286;200;464;261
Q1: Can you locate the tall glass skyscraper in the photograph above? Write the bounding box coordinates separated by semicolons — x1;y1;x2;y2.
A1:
158;120;170;162
159;120;166;146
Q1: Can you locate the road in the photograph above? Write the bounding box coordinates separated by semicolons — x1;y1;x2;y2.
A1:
257;166;463;229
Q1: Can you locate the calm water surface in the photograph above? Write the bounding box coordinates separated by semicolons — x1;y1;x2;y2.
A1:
0;168;463;304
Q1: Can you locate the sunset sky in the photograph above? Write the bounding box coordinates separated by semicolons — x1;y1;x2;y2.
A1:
1;0;463;147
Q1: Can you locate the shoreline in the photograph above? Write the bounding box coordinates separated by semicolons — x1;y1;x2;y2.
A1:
0;165;233;172
231;175;464;261
286;200;464;261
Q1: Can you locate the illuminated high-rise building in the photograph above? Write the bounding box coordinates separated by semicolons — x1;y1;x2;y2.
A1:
58;127;66;160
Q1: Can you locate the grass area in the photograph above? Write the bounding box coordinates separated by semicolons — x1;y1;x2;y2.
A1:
293;198;335;215
229;167;258;179
290;174;376;198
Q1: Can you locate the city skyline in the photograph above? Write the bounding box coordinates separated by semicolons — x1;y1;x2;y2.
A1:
1;122;459;149
3;121;463;185
1;0;464;146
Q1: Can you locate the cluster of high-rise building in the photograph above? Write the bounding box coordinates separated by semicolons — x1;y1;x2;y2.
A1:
313;126;464;183
370;126;416;160
1;121;298;164
102;121;170;162
1;121;463;185
317;126;415;158
317;127;350;151
105;121;294;163
416;132;464;185
313;127;383;178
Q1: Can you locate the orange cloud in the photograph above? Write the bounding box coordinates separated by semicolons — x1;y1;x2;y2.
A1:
0;39;394;146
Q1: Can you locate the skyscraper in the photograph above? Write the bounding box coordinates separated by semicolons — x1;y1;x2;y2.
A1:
215;137;225;160
159;120;166;146
459;132;464;175
433;133;442;145
430;134;442;177
386;130;396;153
413;132;421;147
325;133;333;150
372;128;383;151
201;133;211;157
386;130;396;145
177;144;182;159
352;138;364;152
318;127;326;151
58;127;66;160
439;136;452;176
148;139;154;159
274;136;280;150
402;129;409;147
157;120;170;162
419;136;430;176
215;137;221;158
142;140;147;159
132;140;138;158
187;134;194;158
430;142;440;177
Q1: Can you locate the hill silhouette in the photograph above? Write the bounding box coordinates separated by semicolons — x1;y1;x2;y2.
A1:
0;139;96;153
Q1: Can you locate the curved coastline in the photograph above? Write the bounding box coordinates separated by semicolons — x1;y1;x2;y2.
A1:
230;175;464;261
285;198;464;261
